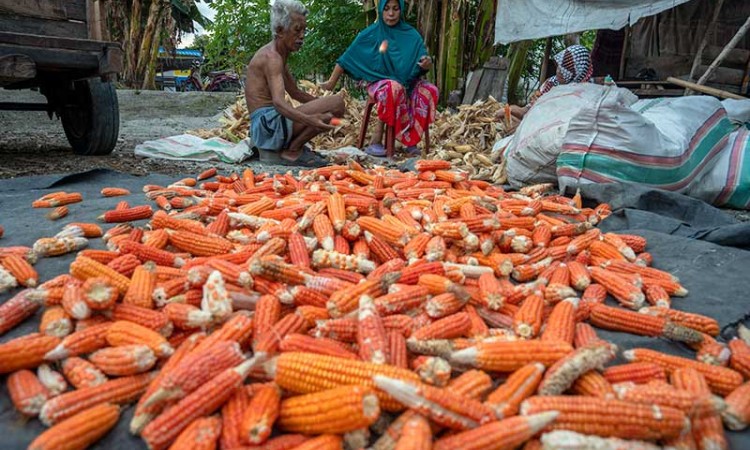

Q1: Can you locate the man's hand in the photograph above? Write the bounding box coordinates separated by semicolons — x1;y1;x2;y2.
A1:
418;56;432;71
309;112;336;131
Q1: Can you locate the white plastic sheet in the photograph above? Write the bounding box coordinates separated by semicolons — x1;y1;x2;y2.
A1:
134;134;254;163
494;0;691;45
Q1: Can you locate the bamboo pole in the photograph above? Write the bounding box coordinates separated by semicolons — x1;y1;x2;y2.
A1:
696;15;750;86
686;0;725;94
618;25;630;81
666;76;746;100
539;37;552;83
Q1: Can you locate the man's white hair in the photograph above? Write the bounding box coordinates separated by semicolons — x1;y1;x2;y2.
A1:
271;0;309;37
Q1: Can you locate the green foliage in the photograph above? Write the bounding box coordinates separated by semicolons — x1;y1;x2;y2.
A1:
205;0;364;77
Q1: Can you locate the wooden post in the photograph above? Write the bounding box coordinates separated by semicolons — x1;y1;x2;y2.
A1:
696;15;750;86
666;76;746;100
539;37;552;83
685;0;724;94
618;25;630;81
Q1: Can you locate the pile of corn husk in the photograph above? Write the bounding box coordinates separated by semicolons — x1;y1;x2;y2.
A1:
189;80;510;182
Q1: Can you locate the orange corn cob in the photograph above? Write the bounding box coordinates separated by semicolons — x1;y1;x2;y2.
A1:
643;285;670;308
169;230;234;257
219;386;251;449
254;313;309;355
197;167;217;180
279;384;379;435
99;204;153;223
164;303;212;330
39;306;72;338
7;369;50;416
387;330;409;368
0;333;60;373
1;254;38;287
268;352;420;411
638;307;720;336
425;292;465;319
313;213;335;251
411;312;471;340
288;434;342;450
327;192;346;232
603;362;667;385
589;266;645;309
520;395;686;441
538;341;617;396
358;294;387;364
590;303;702;343
394;413;431;450
288;232;311;268
411;355;451;386
29;402;120;450
89;344;157;376
140;359;259;450
106;253;141;278
364;230;402;263
729;338;750;378
60;280;91;320
669;368;727;449
541;298;578;345
169;416;222;450
450;340;573;372
415;160;451;171
485;362;546;418
0;289;42;335
106;320;173;358
112;303;172;336
374;375;495;429
61;356;108;389
122;262;157;309
723;381;750;431
623;348;743;396
44;322;111;360
614;382;721;419
513;294;544;339
327;273;398;318
33;236;88;257
40;371;154;425
151;340;245;407
70;255;131;294
569;370;615;398
32;192;83;208
433;412;559;450
280;333;358;360
79;277;118;311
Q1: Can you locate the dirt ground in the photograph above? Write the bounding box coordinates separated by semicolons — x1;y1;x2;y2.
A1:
0;88;301;179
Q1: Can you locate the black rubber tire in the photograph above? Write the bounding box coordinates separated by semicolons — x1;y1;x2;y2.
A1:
61;78;119;156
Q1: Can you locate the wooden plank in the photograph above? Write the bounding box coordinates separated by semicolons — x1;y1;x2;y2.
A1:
666;76;745;100
695;64;744;86
705;45;750;67
0;31;118;51
631;89;684;97
0;54;36;80
0;44;99;72
86;0;105;41
462;68;483;104
0;15;88;40
0;0;86;22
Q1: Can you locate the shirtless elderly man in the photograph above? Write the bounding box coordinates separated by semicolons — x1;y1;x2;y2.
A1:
245;0;344;167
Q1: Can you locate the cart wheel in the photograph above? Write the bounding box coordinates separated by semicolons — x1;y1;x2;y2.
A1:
61;78;119;155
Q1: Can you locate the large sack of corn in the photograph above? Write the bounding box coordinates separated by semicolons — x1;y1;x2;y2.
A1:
687;127;750;209
504;84;638;188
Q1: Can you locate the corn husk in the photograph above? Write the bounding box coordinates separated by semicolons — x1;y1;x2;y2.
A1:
189;81;510;182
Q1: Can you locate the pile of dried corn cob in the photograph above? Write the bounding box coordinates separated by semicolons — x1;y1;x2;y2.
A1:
0;161;749;450
189;83;507;181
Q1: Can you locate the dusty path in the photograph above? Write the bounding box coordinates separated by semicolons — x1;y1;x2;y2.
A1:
0;89;298;179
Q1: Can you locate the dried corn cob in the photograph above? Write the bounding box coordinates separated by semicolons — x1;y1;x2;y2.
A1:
29;403;120;450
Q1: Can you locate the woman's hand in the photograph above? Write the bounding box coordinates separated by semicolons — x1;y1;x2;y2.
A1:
418;56;432;71
318;80;336;92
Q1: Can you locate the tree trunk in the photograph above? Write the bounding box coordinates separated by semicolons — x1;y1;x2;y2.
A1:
135;0;166;88
506;40;532;104
469;0;496;71
142;12;165;90
123;0;142;85
443;0;463;96
436;0;450;96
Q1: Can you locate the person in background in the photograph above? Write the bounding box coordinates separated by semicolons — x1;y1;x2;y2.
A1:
245;0;345;167
504;44;594;127
320;0;438;158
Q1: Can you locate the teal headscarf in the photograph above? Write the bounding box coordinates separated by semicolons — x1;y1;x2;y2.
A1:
337;0;428;88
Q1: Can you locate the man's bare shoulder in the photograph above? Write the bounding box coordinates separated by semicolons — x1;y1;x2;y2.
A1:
249;43;283;68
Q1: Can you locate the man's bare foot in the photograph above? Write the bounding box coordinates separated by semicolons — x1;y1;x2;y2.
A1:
280;148;302;161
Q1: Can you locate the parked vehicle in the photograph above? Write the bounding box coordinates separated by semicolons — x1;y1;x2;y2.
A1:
183;61;243;92
0;0;122;155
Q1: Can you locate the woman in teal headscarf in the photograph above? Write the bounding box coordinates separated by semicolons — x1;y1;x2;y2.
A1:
320;0;438;157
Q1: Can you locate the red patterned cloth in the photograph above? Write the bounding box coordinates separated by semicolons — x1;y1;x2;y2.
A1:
367;79;438;146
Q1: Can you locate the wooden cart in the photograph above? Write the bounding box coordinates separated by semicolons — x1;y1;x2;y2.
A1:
0;0;123;155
